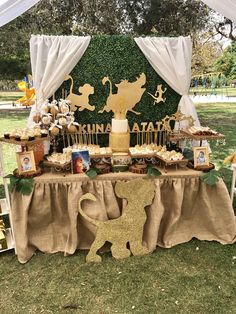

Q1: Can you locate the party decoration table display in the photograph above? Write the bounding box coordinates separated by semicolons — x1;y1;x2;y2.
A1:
78;179;155;262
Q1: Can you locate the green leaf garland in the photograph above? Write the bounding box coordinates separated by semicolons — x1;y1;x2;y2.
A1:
200;169;221;186
4;174;34;195
86;168;100;178
147;165;162;177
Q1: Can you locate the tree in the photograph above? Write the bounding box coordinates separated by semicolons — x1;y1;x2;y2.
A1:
214;42;236;80
215;18;236;41
136;0;210;36
0;0;212;80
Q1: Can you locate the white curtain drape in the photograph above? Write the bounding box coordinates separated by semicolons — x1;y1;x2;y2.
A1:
0;0;41;27
135;36;200;127
28;35;90;127
201;0;236;22
30;35;90;106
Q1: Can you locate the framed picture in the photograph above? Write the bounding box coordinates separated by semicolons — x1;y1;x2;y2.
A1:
193;146;209;168
16;151;36;174
72;150;90;174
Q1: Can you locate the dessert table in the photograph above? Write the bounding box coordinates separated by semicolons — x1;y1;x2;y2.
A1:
11;169;236;263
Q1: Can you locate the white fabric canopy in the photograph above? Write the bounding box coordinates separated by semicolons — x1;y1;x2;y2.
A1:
0;0;41;27
201;0;236;22
135;36;200;127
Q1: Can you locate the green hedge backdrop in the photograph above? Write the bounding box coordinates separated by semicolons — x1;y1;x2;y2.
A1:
58;35;181;145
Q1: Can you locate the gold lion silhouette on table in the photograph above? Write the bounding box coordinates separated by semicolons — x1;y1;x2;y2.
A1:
78;179;155;262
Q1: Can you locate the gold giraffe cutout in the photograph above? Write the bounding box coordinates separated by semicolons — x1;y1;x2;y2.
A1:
148;84;167;105
99;73;146;119
78;179;155;263
64;75;95;112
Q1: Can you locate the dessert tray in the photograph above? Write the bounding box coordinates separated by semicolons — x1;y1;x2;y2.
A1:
43;152;72;172
129;144;162;158
181;127;224;141
0;136;49;146
155;148;188;171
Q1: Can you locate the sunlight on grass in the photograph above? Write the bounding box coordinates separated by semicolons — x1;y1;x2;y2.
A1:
0;91;24;102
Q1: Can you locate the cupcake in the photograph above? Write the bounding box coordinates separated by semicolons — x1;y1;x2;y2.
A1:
4;132;10;139
14;131;21;141
20;133;29;141
27;129;35;141
9;129;18;140
33;127;42;138
41;129;49;138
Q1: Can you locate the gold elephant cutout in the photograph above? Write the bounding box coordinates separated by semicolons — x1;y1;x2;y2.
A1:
99;73;146;120
78;179;155;263
64;75;95;112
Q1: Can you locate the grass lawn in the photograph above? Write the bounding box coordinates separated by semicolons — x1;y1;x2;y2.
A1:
0;103;235;314
0;91;24;102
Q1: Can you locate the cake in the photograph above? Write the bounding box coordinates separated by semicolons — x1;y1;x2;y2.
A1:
109;118;130;153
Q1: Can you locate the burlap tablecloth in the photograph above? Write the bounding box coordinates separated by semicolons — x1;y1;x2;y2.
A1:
11;170;236;263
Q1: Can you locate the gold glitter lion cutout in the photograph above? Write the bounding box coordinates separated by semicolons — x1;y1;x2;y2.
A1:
78;179;155;262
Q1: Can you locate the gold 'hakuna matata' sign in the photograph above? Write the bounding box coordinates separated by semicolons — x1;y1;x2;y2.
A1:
75;110;195;134
78;179;155;262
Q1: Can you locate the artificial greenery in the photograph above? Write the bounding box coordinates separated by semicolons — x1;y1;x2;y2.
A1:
4;174;34;195
182;148;194;160
57;35;180;146
200;169;222;186
147;164;162;177
86;168;100;178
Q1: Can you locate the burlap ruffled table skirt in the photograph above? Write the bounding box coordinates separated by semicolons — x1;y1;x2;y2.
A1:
11;170;236;263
